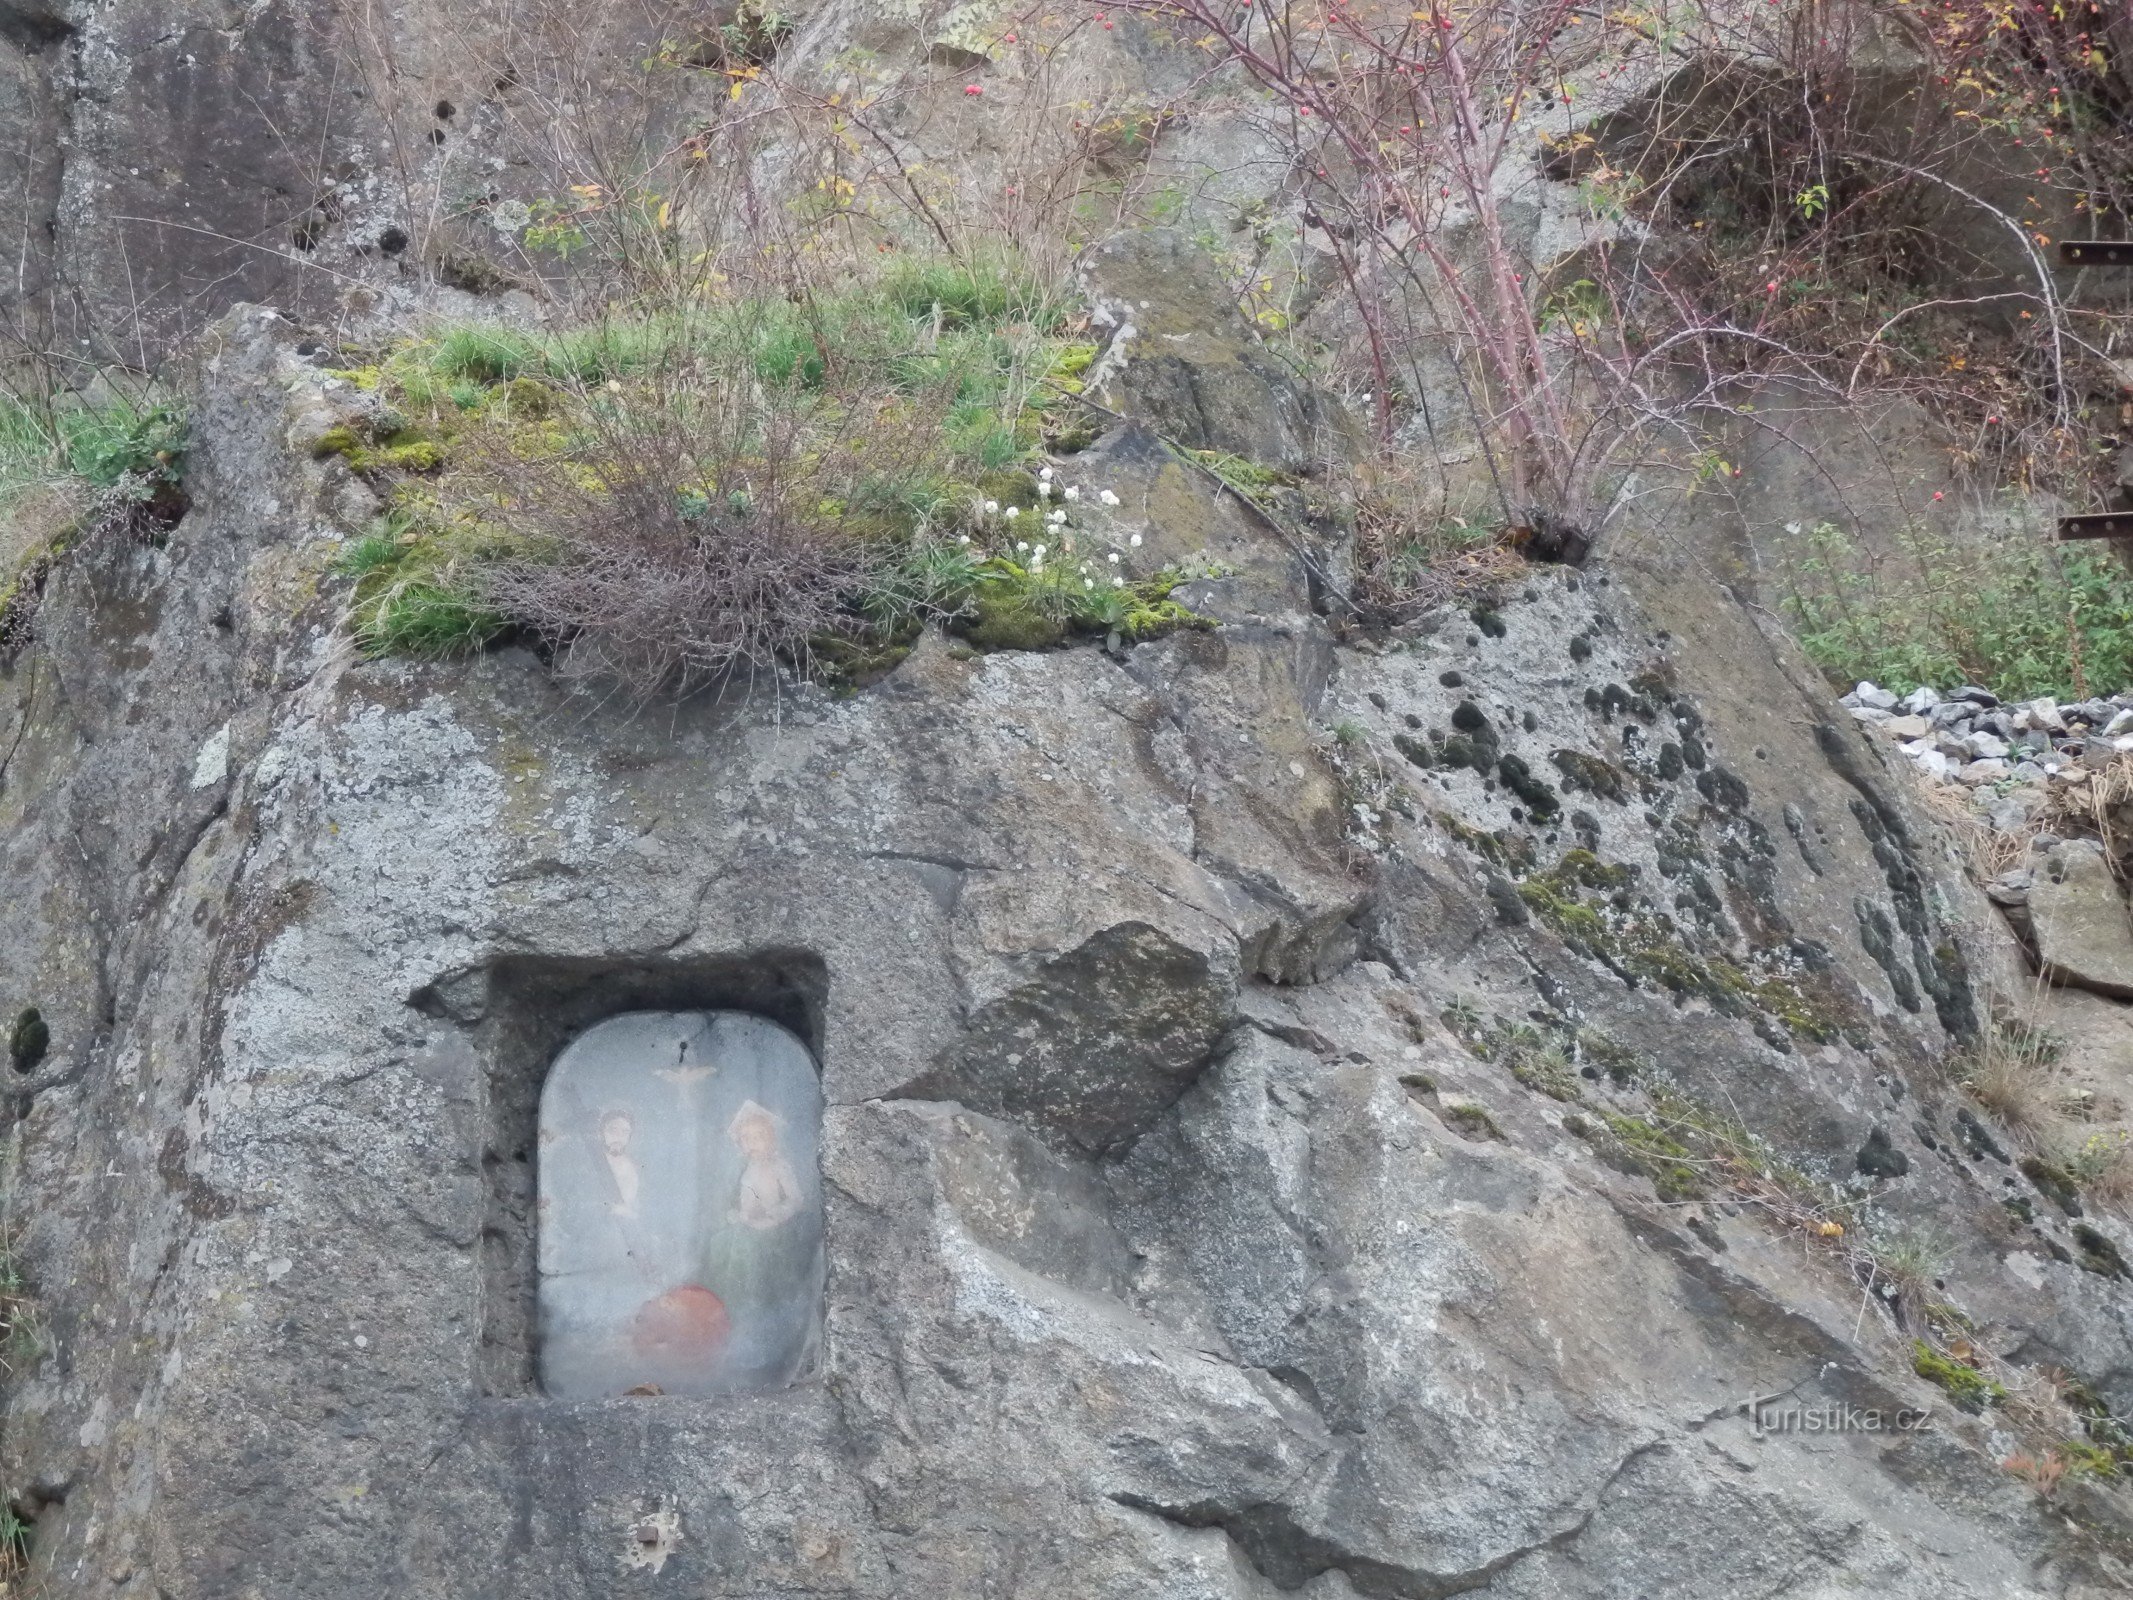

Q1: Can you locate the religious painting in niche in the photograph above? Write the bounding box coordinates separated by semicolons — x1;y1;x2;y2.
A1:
537;1010;824;1399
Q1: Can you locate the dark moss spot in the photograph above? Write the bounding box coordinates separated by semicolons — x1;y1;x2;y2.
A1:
9;1007;48;1073
1854;1127;1909;1179
1695;766;1751;812
1952;1108;2008;1164
1485;875;1530;925
1439;670;1465;688
1496;753;1559;819
1551;749;1627;803
2021;1156;2084;1217
1393;733;1435;769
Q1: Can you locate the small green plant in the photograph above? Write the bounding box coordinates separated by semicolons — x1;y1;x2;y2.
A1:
1913;1339;2006;1412
0;1501;27;1583
2062;1130;2133;1214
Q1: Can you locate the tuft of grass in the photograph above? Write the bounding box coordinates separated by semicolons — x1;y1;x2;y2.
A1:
1862;1225;1951;1318
1953;989;2064;1151
2064;1131;2133;1215
0;1501;26;1585
1;391;185;503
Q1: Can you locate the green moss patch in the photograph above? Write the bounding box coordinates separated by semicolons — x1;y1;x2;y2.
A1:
1913;1340;2005;1412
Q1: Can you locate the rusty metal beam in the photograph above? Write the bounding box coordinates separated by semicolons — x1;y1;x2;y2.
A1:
2058;241;2133;268
2058;512;2133;541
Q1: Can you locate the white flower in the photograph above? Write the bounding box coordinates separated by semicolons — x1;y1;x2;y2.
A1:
1128;533;1142;547
1084;578;1094;590
1063;486;1080;501
1038;466;1054;480
1099;489;1120;507
1017;540;1030;552
1033;543;1047;559
1107;552;1120;564
1005;506;1020;520
1112;576;1125;587
958;534;971;544
983;499;999;514
1049;510;1067;526
1037;480;1051;498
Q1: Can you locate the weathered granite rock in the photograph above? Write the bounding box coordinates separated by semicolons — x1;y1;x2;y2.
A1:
0;309;2128;1599
1080;229;1354;474
2033;841;2133;1000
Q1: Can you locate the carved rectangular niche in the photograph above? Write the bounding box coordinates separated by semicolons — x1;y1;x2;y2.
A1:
450;951;826;1398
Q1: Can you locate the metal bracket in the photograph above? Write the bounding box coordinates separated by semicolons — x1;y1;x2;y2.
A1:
2058;241;2133;268
2057;512;2133;541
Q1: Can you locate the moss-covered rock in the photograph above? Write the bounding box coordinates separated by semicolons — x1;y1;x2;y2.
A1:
1912;1340;2004;1412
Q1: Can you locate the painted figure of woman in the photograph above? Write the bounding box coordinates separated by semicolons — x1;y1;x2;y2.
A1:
729;1100;803;1231
698;1096;820;1388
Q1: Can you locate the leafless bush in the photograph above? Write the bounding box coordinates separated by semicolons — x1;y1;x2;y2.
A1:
1113;0;2131;552
460;361;938;694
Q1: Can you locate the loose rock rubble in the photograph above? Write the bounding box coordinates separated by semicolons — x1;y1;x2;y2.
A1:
1843;681;2133;1000
1841;679;2133;829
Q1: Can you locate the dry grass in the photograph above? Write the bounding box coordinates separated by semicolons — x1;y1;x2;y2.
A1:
1954;986;2067;1152
2063;1130;2133;1217
1348;467;1527;624
1912;773;2034;881
2045;752;2133;882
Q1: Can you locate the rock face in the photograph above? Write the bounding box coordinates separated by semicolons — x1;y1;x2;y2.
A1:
0;304;2127;1599
4;2;2133;1589
2033;843;2133;1001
